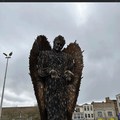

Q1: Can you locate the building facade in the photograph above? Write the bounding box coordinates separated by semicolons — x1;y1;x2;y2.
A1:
1;96;120;120
92;97;117;120
116;94;120;120
116;94;120;114
1;106;40;120
83;104;94;120
72;105;85;120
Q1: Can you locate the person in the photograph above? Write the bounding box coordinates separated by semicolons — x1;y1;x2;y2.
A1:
37;35;75;120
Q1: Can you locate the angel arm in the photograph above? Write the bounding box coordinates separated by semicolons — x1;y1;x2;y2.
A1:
38;67;60;79
64;55;75;82
37;51;59;79
37;67;50;77
36;51;50;77
64;70;74;82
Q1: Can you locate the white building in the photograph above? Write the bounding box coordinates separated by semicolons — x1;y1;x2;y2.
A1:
116;93;120;120
116;94;120;114
83;104;94;120
72;105;85;120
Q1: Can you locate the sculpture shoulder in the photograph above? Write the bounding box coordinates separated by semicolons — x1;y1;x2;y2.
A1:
41;50;51;54
38;50;52;56
62;52;74;60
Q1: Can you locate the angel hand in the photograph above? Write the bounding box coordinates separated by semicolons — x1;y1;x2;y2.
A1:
49;69;60;79
38;69;47;77
64;70;74;82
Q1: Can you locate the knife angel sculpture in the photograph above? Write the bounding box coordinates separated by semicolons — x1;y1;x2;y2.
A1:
29;35;83;120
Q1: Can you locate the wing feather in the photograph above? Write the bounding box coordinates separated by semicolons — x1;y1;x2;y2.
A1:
29;35;51;120
63;41;84;119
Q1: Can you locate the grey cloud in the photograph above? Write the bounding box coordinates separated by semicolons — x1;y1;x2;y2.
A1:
76;3;120;104
0;3;120;107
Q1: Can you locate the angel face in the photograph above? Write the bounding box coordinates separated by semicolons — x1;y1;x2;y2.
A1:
53;40;64;52
53;35;65;52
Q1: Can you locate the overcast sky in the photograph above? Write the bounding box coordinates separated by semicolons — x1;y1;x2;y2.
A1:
0;3;120;107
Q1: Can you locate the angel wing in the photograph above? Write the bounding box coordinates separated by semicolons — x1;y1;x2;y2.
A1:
29;35;51;120
62;41;84;120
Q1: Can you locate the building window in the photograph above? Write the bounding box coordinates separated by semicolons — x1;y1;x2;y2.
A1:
98;111;103;117
91;114;93;118
87;106;89;111
108;111;113;117
77;113;80;119
81;114;84;118
74;114;76;119
91;106;93;111
85;113;87;118
84;106;86;111
76;108;80;112
88;114;90;118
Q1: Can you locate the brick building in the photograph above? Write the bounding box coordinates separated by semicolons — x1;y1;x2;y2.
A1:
1;106;40;120
92;97;117;120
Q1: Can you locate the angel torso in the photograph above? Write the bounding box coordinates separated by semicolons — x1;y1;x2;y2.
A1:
37;50;74;120
37;50;74;77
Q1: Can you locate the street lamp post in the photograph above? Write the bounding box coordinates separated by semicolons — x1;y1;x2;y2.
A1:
0;52;13;119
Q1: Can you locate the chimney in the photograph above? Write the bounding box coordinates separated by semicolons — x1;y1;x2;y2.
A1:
105;97;110;102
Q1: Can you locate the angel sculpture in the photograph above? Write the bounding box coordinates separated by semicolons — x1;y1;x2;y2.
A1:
29;35;84;120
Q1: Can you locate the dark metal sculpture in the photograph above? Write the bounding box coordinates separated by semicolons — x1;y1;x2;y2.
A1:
29;35;84;120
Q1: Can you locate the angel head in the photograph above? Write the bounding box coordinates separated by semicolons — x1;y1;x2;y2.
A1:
53;35;66;52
